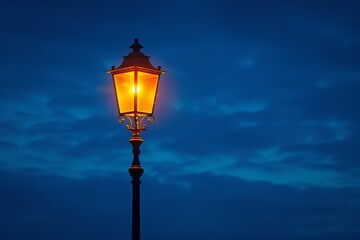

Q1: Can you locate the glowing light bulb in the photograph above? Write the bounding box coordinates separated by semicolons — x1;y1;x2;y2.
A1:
132;85;140;93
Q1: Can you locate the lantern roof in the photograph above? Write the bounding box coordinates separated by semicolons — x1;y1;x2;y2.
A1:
115;39;159;70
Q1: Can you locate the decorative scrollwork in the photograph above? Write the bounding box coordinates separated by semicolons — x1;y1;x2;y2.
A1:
139;115;155;130
118;116;133;130
118;114;155;136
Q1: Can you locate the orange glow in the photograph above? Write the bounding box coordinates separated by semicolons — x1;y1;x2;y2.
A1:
114;72;135;114
132;85;140;94
113;70;160;116
137;71;159;114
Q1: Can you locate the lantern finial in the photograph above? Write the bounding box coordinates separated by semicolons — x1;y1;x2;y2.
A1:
130;38;143;52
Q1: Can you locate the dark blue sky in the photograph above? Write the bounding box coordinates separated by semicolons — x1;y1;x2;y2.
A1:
1;0;360;239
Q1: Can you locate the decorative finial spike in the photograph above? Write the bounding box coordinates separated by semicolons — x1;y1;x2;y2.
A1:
130;38;143;52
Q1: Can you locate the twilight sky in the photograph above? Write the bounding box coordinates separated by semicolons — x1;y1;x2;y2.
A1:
1;0;360;239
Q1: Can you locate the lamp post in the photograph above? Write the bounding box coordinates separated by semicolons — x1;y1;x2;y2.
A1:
107;39;165;240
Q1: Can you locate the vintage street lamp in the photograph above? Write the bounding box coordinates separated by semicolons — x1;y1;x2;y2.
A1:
107;39;165;240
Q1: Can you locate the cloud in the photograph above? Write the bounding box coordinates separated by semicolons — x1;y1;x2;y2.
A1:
0;170;131;240
1;0;360;190
1;170;360;240
2;1;360;239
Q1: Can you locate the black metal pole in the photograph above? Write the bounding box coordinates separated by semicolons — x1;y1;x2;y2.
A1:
129;135;144;240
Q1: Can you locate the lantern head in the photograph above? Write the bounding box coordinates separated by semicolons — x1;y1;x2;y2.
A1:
107;39;165;117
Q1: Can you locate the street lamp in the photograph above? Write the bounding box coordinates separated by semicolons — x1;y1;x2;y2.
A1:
107;39;165;240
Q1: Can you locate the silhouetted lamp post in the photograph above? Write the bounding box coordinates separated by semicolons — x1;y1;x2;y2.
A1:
107;39;165;240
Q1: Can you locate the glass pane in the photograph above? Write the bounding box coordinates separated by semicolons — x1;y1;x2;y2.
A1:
137;71;159;114
114;72;134;114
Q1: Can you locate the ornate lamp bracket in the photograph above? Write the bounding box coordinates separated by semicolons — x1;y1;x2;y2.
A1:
118;115;155;137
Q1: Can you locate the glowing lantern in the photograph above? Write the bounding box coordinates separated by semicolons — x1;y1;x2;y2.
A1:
107;39;165;117
106;39;165;240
